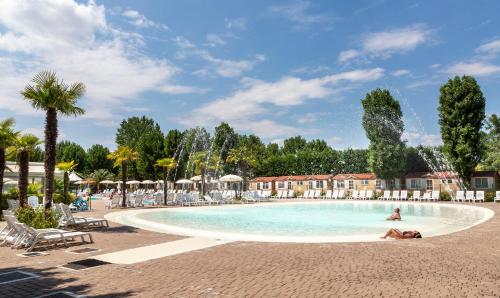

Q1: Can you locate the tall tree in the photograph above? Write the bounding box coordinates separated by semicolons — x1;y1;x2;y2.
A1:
86;144;113;174
107;146;139;207
8;134;42;207
438;76;486;186
213;122;237;163
21;71;85;209
478;114;500;170
0;118;19;210
56;160;77;204
362;89;406;181
282;136;308;154
226;146;257;191
164;129;183;157
57;141;87;172
155;157;176;205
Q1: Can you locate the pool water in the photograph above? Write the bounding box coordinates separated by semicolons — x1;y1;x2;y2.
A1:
110;202;494;243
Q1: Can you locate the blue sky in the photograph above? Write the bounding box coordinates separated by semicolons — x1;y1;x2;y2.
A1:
0;0;499;150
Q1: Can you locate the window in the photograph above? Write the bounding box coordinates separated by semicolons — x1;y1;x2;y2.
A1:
361;179;369;185
308;181;314;189
278;181;284;189
348;180;354;190
256;182;261;190
316;180;324;188
337;180;345;189
474;178;488;189
376;180;382;189
410;179;420;189
297;181;303;186
263;182;269;189
426;179;433;190
287;181;292;190
448;179;452;184
388;179;395;189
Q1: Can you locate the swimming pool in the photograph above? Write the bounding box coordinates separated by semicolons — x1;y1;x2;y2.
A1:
105;201;494;243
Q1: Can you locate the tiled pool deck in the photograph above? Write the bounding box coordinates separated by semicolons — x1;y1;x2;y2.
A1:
1;201;499;297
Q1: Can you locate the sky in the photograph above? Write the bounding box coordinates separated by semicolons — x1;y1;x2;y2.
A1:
0;0;499;150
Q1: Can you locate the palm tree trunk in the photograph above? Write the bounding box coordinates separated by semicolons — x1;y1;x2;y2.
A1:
163;170;167;205
201;169;205;195
44;108;57;209
18;150;29;207
63;172;68;204
0;148;5;214
121;161;127;208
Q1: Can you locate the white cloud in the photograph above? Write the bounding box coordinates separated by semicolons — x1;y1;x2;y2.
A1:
122;9;168;30
445;62;500;77
174;36;265;78
391;69;411;77
475;38;500;56
181;68;384;139
339;24;434;63
205;33;226;47
224;18;246;30
403;132;442;146
157;85;209;94
269;1;333;30
297;112;329;124
0;0;199;121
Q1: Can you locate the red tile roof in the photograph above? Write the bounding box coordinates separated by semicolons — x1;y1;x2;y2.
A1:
251;176;277;182
274;175;332;181
404;171;458;179
471;171;500;178
332;173;377;180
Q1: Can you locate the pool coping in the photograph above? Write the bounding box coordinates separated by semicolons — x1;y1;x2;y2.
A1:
104;200;495;243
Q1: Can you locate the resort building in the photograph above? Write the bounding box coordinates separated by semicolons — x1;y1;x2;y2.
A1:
3;161;64;191
404;171;460;192
250;176;277;192
250;175;333;194
470;171;500;192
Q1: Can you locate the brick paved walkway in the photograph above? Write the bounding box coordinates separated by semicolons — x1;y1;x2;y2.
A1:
1;202;499;297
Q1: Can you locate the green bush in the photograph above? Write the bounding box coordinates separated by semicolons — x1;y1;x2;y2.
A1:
485;192;494;202
53;192;75;204
440;192;452;201
15;206;61;229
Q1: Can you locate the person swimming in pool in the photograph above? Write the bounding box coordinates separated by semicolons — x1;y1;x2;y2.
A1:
386;208;401;221
380;228;422;239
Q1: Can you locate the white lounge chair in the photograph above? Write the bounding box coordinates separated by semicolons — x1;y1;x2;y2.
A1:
58;204;109;228
455;191;465;202
332;189;339;199
359;190;366;200
431;191;440;202
474;191;485;203
392;190;400;201
465;191;475;202
400;190;408;201
338;190;345;199
351;190;359;200
381;190;391;200
365;190;373;200
410;190;421;201
324;190;332;199
313;189;321;199
495;191;500;203
421;192;431;201
27;196;40;208
19;223;93;252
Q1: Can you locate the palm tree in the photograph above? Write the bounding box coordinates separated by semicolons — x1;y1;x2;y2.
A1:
8;134;42;207
226;146;257;192
56;160;77;204
155;157;176;205
88;169;114;193
0;118;19;209
21;71;85;209
107;146;139;207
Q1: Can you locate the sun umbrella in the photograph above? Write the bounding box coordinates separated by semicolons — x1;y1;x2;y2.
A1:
141;180;155;184
100;180;115;184
155;180;164;184
3;177;12;182
69;172;83;182
74;180;86;185
176;179;193;184
4;180;18;185
126;180;141;185
190;175;202;181
219;174;243;182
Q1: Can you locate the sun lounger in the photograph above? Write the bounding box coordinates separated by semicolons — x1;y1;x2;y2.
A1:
409;190;420;201
400;190;408;201
332;189;339;199
351;190;359;200
365;190;373;200
18;223;93;252
324;190;332;199
58;204;109;228
495;191;500;203
421;192;431;201
359;190;366;200
465;191;475;202
338;190;345;199
7;199;19;211
392;190;400;201
204;195;220;205
381;190;391;200
474;191;484;203
430;191;440;202
454;191;465;202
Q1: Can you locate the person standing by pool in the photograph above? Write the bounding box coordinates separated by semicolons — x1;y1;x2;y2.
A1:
380;228;421;239
387;208;401;220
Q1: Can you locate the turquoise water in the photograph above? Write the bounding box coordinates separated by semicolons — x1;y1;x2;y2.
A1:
134;202;490;240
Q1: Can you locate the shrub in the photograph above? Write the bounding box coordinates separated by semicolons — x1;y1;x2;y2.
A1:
53;192;75;204
440;192;452;201
485;192;494;202
15;206;61;229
